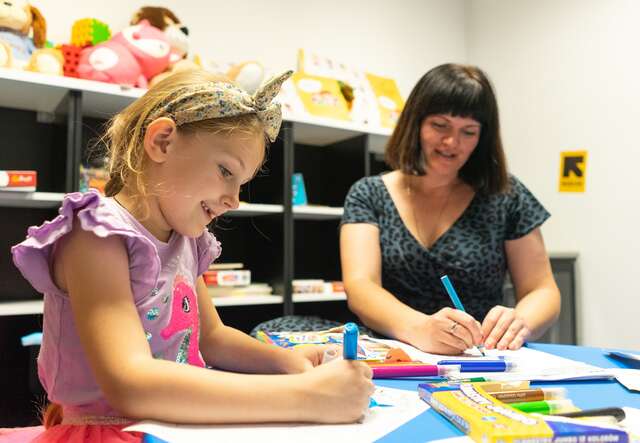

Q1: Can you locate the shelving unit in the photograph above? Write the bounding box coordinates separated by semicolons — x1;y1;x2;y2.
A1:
0;68;389;323
0;292;349;316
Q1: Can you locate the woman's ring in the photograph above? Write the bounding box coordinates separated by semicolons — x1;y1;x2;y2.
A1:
449;321;458;333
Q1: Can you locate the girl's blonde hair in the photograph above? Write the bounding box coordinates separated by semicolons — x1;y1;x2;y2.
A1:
103;69;267;212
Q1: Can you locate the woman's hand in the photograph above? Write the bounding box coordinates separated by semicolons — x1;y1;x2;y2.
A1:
481;306;530;350
405;307;484;355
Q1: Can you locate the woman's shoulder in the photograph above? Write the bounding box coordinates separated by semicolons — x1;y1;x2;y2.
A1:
348;174;384;193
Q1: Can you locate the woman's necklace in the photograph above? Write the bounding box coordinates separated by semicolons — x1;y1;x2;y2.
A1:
406;175;455;249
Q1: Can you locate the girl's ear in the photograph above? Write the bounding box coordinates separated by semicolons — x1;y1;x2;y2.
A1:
144;117;177;163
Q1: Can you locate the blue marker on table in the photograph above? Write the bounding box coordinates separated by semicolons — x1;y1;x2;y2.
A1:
437;359;516;372
343;322;359;360
143;434;169;443
440;275;486;356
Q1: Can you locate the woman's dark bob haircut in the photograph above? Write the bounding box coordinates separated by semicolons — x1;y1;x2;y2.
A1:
385;63;508;195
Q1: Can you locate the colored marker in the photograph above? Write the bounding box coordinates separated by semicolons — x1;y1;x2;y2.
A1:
476;380;530;393
510;399;576;415
369;398;392;408
490;387;567;404
372;364;460;379
143;434;169;443
437;359;516;372
367;361;431;367
343;322;359;360
440;275;486;356
555;407;626;422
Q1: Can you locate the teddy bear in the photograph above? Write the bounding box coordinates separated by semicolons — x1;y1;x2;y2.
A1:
77;19;171;88
130;6;199;87
129;6;265;93
130;6;189;64
0;0;63;75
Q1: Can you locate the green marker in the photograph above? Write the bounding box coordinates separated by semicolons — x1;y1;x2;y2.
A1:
510;399;575;415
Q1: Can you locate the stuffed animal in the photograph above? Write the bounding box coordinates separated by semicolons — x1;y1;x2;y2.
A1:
226;61;265;95
130;6;188;64
77;20;171;88
148;57;200;87
0;0;63;75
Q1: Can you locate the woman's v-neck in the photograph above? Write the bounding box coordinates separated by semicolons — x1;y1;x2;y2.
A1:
377;174;477;252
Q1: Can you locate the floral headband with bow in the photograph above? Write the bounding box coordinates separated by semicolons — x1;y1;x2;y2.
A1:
147;70;293;142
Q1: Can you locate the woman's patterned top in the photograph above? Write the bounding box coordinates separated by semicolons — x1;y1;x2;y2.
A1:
341;174;550;321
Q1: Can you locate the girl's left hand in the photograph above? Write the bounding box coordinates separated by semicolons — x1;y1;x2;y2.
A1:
481;306;531;350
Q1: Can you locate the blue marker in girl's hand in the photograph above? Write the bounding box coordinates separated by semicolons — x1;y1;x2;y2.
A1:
343;322;359;360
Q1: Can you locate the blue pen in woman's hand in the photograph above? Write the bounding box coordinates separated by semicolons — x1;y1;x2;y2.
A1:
440;275;486;356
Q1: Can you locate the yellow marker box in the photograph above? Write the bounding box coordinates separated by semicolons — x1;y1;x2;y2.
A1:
419;382;628;443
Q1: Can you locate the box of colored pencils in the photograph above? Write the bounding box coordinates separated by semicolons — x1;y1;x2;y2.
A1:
418;381;628;443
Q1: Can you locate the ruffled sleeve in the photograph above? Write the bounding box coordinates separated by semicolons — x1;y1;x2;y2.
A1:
11;190;161;298
196;230;221;276
504;176;551;240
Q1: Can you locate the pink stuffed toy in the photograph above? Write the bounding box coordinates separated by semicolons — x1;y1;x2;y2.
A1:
77;19;170;88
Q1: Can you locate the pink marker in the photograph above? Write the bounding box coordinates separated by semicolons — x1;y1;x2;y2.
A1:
372;364;460;379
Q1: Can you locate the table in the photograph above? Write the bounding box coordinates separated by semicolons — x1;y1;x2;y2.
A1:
143;343;640;443
375;343;640;442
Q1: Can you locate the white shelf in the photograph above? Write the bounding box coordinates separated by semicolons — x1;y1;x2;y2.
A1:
0;67;144;117
293;205;343;220
0;192;286;214
0;191;64;208
293;292;347;303
0;292;346;315
284;111;392;147
0;69;392;145
228;202;284;217
211;294;283;306
0;300;44;316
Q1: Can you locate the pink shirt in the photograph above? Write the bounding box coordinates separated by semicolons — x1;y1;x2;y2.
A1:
11;190;220;418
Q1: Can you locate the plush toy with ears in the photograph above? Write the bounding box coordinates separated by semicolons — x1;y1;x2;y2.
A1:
77;20;171;88
0;0;63;75
131;6;189;64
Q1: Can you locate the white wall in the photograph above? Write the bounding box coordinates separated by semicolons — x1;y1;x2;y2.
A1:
467;0;640;348
35;0;467;97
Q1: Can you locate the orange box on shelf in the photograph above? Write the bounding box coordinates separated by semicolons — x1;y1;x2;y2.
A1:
0;170;37;191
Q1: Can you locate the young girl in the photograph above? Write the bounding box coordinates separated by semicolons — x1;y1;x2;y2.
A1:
11;69;374;442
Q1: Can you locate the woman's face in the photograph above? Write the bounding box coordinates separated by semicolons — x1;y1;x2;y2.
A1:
419;114;481;178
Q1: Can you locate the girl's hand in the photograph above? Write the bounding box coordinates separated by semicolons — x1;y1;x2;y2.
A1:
481;306;530;350
301;359;375;423
292;344;339;368
281;344;339;373
405;308;484;355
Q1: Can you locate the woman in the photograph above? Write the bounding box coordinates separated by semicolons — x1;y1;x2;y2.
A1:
340;63;560;355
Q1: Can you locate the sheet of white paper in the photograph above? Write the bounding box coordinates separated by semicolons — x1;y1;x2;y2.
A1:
124;387;428;443
370;339;615;382
611;369;640;392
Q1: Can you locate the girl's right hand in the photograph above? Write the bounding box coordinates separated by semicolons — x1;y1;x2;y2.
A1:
302;358;375;423
405;308;483;355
